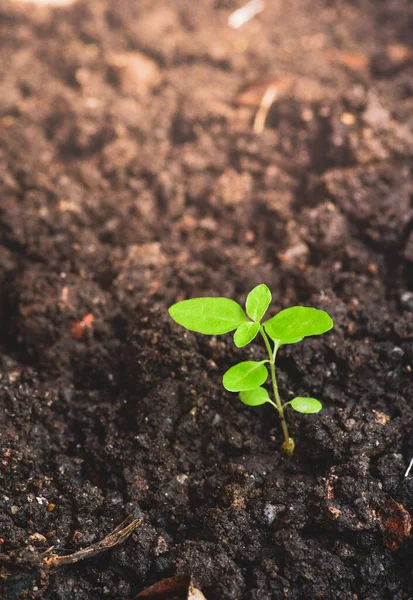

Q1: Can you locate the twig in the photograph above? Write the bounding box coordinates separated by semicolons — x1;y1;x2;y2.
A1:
42;515;142;569
405;457;413;478
253;83;279;134
228;0;265;29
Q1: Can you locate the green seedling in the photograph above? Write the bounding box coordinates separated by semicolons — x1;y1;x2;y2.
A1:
169;285;333;455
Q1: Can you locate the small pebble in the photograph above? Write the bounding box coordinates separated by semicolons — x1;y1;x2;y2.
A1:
401;291;413;311
212;413;221;425
340;112;356;125
264;503;284;525
152;535;168;556
176;474;188;484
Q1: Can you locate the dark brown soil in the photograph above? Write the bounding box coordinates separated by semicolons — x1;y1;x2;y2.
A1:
1;1;413;599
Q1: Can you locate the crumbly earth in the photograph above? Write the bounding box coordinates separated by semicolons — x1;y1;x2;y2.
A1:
0;1;413;599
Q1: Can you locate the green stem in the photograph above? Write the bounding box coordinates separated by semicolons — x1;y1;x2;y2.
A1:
260;326;295;455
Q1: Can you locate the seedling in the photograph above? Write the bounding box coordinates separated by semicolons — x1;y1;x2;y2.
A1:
168;285;333;455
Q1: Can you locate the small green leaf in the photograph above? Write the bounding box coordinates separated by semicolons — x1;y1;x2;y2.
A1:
234;322;260;348
289;397;322;414
264;306;333;345
239;387;271;406
246;284;272;322
223;361;268;392
169;297;248;335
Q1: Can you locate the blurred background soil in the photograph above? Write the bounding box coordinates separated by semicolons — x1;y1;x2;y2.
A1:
0;1;413;598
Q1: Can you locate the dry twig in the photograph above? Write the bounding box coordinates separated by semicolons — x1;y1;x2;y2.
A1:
228;0;264;29
253;83;279;134
42;515;142;569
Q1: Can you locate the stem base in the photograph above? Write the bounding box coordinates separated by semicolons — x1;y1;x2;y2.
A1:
281;437;295;456
260;327;295;455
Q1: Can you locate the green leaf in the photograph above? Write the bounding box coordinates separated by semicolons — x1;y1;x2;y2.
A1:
169;297;248;335
223;361;268;392
239;387;271;406
264;306;333;345
289;397;322;414
234;322;260;348
246;284;272;322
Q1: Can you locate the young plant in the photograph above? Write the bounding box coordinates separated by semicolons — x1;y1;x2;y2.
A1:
168;285;333;455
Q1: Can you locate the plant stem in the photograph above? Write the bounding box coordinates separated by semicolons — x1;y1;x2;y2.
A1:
260;327;295;455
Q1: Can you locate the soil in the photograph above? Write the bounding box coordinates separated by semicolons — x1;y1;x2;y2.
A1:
1;0;413;599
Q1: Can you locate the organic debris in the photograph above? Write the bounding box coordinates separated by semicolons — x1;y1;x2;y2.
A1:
234;75;294;133
44;515;141;569
378;499;412;551
253;84;279;133
0;516;142;577
235;75;293;107
405;457;413;478
228;0;264;29
71;313;95;340
135;575;207;600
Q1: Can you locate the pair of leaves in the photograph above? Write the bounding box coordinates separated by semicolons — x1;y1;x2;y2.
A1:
234;284;272;347
240;388;322;414
221;361;321;414
168;285;333;348
168;284;272;348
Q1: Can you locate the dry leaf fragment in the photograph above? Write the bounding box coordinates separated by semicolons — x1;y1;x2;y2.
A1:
71;313;95;340
235;75;294;107
135;575;189;598
188;582;207;600
379;498;412;551
135;575;207;600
